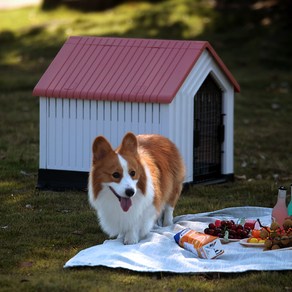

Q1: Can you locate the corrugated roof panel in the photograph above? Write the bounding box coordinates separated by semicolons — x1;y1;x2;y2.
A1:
113;47;152;101
94;42;127;100
115;47;147;102
85;42;118;100
157;48;203;103
133;48;163;102
78;43;109;99
33;43;75;97
127;47;161;102
114;39;167;102
101;42;133;100
139;47;173;103
61;38;95;99
33;36;240;103
88;39;120;98
71;41;98;99
72;42;103;99
106;46;142;100
150;47;190;103
148;50;181;103
51;42;86;97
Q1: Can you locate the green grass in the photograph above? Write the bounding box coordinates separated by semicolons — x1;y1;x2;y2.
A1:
0;0;292;291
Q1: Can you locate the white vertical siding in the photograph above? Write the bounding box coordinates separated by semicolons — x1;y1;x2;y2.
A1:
103;101;111;142
39;97;47;168
48;97;56;168
138;103;146;134
117;102;125;145
83;100;91;169
145;103;153;133
76;99;83;169
131;103;139;134
41;99;163;171
110;102;118;149
159;105;169;137
221;89;234;174
69;99;77;168
89;100;96;164
62;99;70;168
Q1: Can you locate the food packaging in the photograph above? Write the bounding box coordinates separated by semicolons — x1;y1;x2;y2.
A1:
174;228;224;259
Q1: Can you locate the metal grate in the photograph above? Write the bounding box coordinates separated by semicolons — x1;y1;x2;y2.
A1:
193;75;223;182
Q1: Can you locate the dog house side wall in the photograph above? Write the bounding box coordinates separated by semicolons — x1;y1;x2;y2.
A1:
39;98;169;172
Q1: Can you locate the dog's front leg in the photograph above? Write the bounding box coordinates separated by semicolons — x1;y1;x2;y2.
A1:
123;229;139;245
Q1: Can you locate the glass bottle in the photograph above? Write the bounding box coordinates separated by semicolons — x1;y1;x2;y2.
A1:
271;186;288;226
288;184;292;216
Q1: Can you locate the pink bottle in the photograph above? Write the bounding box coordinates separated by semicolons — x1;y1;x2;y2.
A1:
271;186;288;226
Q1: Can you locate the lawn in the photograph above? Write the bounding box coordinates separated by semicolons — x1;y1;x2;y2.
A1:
0;0;291;291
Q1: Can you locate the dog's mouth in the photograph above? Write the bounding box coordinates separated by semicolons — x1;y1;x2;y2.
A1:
109;186;132;212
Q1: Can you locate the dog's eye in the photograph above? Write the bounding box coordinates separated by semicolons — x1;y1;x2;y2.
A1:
112;172;121;179
129;170;136;177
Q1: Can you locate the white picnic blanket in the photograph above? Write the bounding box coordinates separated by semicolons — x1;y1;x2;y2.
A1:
64;206;292;273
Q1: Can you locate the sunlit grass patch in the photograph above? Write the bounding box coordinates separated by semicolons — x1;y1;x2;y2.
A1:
0;0;215;43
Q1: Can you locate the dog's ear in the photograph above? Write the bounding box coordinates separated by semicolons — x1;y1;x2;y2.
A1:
92;136;114;163
120;132;138;155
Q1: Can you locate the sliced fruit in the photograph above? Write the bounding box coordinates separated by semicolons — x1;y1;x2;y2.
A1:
247;237;259;243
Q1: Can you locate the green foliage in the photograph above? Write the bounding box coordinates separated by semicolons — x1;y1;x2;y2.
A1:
41;0;164;11
0;0;292;290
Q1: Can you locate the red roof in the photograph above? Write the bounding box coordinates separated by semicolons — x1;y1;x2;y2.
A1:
33;36;240;103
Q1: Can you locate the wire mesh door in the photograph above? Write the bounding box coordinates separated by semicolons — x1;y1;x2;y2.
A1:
193;75;224;182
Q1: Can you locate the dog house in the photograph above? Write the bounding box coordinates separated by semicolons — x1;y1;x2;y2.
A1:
33;36;240;190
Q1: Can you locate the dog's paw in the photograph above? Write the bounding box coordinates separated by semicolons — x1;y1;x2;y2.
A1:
163;216;173;227
123;232;139;245
162;205;174;226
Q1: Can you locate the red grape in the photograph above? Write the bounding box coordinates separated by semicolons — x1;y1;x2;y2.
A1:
215;220;221;227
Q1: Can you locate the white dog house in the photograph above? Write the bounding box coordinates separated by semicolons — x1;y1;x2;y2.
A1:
33;36;240;190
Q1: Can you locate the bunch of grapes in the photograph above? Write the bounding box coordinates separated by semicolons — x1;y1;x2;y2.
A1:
261;218;292;250
204;220;250;240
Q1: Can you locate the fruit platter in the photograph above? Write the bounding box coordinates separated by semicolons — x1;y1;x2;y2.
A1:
248;218;292;250
204;219;251;242
204;218;292;250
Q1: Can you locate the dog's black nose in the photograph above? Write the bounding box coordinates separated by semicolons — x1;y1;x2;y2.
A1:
125;188;135;197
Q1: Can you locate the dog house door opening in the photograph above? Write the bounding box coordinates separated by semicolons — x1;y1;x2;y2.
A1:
193;74;224;183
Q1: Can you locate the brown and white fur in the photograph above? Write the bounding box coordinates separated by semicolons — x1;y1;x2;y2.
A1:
88;132;185;245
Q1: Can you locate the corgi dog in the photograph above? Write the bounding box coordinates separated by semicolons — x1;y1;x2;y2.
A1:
88;132;185;245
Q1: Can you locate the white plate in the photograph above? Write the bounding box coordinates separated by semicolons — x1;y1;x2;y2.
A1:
264;246;292;252
239;238;265;247
220;238;240;243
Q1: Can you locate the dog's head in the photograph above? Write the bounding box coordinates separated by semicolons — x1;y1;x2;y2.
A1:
90;132;146;212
